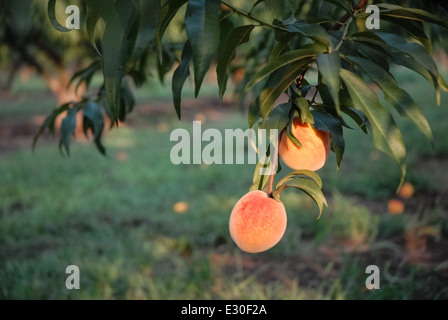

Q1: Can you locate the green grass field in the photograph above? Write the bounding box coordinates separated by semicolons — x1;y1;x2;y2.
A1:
1;67;448;299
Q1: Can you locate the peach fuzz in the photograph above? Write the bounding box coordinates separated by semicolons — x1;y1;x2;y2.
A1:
279;117;330;171
229;190;287;253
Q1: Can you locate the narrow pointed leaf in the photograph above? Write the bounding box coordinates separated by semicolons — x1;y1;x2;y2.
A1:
155;0;188;61
259;58;314;120
274;176;327;218
340;68;406;189
346;56;433;145
283;19;330;46
217;25;255;100
172;41;193;120
377;3;448;28
131;0;161;64
47;0;70;32
245;45;325;91
59;107;78;156
185;0;221;97
317;51;341;114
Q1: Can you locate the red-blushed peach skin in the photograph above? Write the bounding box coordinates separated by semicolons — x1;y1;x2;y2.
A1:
229;190;287;253
279;117;331;171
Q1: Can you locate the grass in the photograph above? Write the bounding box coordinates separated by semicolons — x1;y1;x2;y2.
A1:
1;68;448;299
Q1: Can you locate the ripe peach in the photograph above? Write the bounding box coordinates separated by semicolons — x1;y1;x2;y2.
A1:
229;190;287;253
278;117;330;171
398;182;415;199
387;199;405;215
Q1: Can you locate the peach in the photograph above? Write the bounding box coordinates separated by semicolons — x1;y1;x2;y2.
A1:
229;190;287;253
398;182;415;199
387;199;405;215
279;117;330;171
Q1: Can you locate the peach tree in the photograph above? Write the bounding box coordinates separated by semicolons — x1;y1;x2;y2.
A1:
35;0;448;220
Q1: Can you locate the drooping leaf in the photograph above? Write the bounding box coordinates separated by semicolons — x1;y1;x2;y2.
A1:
118;80;136;122
340;68;406;190
316;51;341;114
268;33;294;61
82;101;106;155
340;106;370;133
100;0;137;124
245;44;326;91
131;0;161;65
282;18;331;46
346;56;433;146
249;148;273;193
259;102;290;132
273;174;327;218
47;0;70;32
155;0;188;61
311;110;345;169
276;169;323;189
69;60;101;94
32;103;71;151
377;3;448;28
172;41;193;120
185;0;221;97
59;107;78;156
350;32;441;105
216;25;255;100
85;2;101;55
380;16;431;53
259;58;314;120
296;97;314;124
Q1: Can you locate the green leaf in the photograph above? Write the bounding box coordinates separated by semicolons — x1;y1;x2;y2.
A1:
216;25;255;100
69;60;101;94
155;0;188;61
172;41;193;120
259;102;291;132
380;16;431;53
100;0;137;124
296;97;314;124
83;101;106;155
249;149;273;193
311;110;345;169
316;51;341;114
185;0;221;97
259;58;314;120
340;68;406;189
283;19;330;46
376;32;440;105
245;44;325;91
47;0;70;32
131;0;161;64
346;56;433;146
377;3;448;28
274;175;327;218
340;106;370;133
268;33;294;61
276;169;323;189
351;32;441;105
85;3;101;55
59;107;78;156
32;103;71;151
118;80;136;122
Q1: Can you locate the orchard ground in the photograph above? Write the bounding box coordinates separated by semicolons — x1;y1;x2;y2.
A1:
1;65;448;299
